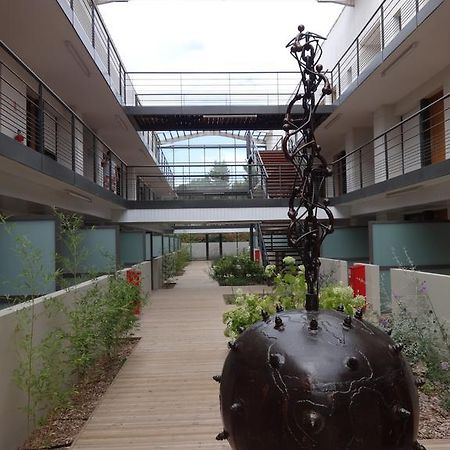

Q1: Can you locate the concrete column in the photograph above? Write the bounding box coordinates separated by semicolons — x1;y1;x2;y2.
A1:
354;263;381;315
373;105;401;182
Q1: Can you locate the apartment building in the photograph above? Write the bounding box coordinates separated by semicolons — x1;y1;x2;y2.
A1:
0;0;449;298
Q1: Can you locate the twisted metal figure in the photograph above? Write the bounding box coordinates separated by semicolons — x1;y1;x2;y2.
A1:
282;25;335;311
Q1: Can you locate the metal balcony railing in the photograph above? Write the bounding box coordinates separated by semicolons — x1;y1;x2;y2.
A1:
330;0;432;101
60;0;158;154
0;39;175;200
328;93;449;197
0;41;131;198
125;72;313;107
133;163;268;200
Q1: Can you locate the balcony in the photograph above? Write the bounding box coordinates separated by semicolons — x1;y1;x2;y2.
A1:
328;93;450;212
329;0;443;103
0;41;173;205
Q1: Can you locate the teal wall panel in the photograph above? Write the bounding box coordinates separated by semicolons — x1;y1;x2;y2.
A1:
371;222;450;267
163;236;170;254
145;233;151;260
120;232;145;266
321;227;369;262
76;228;117;273
152;234;162;257
0;220;56;296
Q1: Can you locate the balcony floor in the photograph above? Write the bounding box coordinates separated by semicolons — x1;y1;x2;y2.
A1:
71;261;449;450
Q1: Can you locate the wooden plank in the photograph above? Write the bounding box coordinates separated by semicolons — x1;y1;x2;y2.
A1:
72;261;231;450
72;262;450;450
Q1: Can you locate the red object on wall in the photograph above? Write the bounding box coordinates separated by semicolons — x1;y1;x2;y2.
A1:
349;265;366;297
254;248;261;263
14;132;25;144
126;269;142;315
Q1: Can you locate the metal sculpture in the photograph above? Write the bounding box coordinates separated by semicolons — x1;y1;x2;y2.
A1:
281;25;334;312
216;26;424;450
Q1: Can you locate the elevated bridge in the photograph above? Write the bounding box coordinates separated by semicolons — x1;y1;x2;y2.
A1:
124;71;334;130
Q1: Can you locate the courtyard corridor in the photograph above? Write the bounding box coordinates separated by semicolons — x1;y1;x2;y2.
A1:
71;261;449;450
72;261;230;450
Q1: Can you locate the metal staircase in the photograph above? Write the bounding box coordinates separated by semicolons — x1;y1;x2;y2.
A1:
258;150;297;198
258;220;302;267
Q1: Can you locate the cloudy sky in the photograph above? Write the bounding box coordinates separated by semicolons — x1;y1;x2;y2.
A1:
99;0;344;72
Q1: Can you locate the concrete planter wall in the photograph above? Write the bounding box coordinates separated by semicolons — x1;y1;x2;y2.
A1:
319;257;348;286
391;269;450;327
0;260;153;450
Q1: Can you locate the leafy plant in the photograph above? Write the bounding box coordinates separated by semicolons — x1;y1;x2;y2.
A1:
68;276;142;375
320;284;365;315
223;258;364;339
210;253;265;286
175;247;190;275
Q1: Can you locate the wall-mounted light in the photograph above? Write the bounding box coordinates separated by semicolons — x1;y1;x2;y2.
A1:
65;189;92;202
385;184;423;197
381;42;418;77
64;40;91;77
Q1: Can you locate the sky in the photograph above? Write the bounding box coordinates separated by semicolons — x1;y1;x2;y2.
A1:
98;0;344;72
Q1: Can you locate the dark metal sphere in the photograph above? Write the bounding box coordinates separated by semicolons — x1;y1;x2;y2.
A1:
219;309;419;450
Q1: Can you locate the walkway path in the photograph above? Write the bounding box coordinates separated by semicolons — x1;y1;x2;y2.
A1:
72;261;449;450
72;261;232;450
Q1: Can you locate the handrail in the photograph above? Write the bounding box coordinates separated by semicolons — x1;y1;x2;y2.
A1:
330;0;435;101
332;92;450;165
255;223;269;267
328;92;449;197
0;41;127;167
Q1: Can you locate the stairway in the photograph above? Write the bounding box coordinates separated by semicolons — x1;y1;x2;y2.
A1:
259;220;302;267
259;151;296;198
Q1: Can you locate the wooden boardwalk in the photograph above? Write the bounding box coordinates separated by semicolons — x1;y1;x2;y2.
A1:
72;261;230;450
72;261;449;450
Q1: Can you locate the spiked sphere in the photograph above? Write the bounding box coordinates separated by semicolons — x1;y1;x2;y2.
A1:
219;309;420;450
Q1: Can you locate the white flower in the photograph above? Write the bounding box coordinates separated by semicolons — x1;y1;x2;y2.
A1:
283;256;296;266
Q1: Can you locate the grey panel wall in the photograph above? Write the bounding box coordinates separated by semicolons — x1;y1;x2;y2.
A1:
0;220;56;296
371;222;450;267
152;234;163;257
321;227;369;262
76;228;118;273
120;232;145;267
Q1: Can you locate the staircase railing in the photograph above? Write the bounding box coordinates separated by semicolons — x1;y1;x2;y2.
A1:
247;132;269;198
255;223;269;267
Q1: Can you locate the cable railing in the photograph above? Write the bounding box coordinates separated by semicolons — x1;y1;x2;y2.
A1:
328;93;450;197
0;41;130;198
60;0;159;154
133;163;268;200
330;0;433;102
125;71;316;107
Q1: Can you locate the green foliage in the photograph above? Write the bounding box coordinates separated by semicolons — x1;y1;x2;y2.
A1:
210;254;265;286
175;247;190;275
55;209;88;286
162;253;176;282
390;278;449;388
5;210;145;430
320;285;365;315
223;260;364;339
69;276;142;374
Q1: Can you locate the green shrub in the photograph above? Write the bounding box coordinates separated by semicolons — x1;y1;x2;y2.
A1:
175;247;190;275
210;254;265;286
223;259;365;339
69;275;142;374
